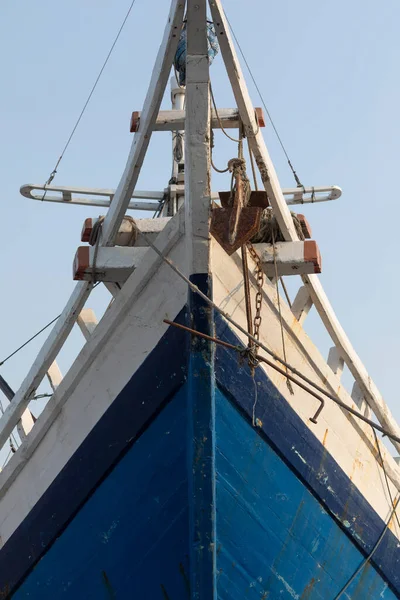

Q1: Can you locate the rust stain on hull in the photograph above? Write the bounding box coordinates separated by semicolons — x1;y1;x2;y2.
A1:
301;577;316;599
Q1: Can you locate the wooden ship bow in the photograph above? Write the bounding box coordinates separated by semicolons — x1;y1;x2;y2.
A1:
0;1;399;598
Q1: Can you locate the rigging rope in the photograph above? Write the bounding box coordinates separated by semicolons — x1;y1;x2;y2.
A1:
224;11;303;189
210;85;241;144
250;210;304;244
0;284;100;367
271;225;294;394
0;315;61;367
41;0;138;200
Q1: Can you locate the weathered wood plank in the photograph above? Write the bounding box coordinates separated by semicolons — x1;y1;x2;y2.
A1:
185;51;212;273
100;0;186;246
186;2;217;598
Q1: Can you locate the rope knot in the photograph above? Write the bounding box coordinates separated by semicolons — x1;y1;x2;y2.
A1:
228;157;251;208
228;157;246;175
238;346;259;371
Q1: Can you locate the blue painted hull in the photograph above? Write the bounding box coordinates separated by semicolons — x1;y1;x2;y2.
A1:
1;285;399;599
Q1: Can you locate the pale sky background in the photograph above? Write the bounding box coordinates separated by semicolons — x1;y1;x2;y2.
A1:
0;0;399;455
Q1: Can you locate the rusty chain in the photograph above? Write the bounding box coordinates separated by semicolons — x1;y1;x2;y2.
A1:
246;241;264;370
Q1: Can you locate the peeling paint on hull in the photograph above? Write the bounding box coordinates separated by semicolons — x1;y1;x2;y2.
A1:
0;310;399;599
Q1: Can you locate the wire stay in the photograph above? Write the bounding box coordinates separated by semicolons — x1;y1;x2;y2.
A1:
41;0;138;200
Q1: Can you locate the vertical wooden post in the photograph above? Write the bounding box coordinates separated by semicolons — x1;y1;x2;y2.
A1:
171;76;185;182
47;361;63;391
185;0;212;276
327;346;344;379
291;285;313;324
185;2;216;598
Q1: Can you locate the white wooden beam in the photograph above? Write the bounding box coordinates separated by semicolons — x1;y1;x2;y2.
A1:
208;0;400;453
254;241;321;277
291;286;313;324
130;107;265;132
327;346;344;380
47;361;63;392
73;247;147;283
76;309;98;342
76;212;183;283
0;281;92;451
100;0;186;246
185;0;211;275
82;217;172;247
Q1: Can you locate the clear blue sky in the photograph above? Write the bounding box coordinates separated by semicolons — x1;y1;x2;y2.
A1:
0;0;399;447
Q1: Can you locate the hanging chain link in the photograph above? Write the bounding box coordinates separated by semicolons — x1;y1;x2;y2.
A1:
246;241;264;360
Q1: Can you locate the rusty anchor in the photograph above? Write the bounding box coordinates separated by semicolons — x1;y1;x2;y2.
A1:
210;159;269;255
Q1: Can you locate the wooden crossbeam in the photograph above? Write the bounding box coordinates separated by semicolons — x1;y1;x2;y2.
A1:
82;217;171;247
73;247;147;282
100;0;185;246
74;211;183;283
130;107;265;132
254;241;321;277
